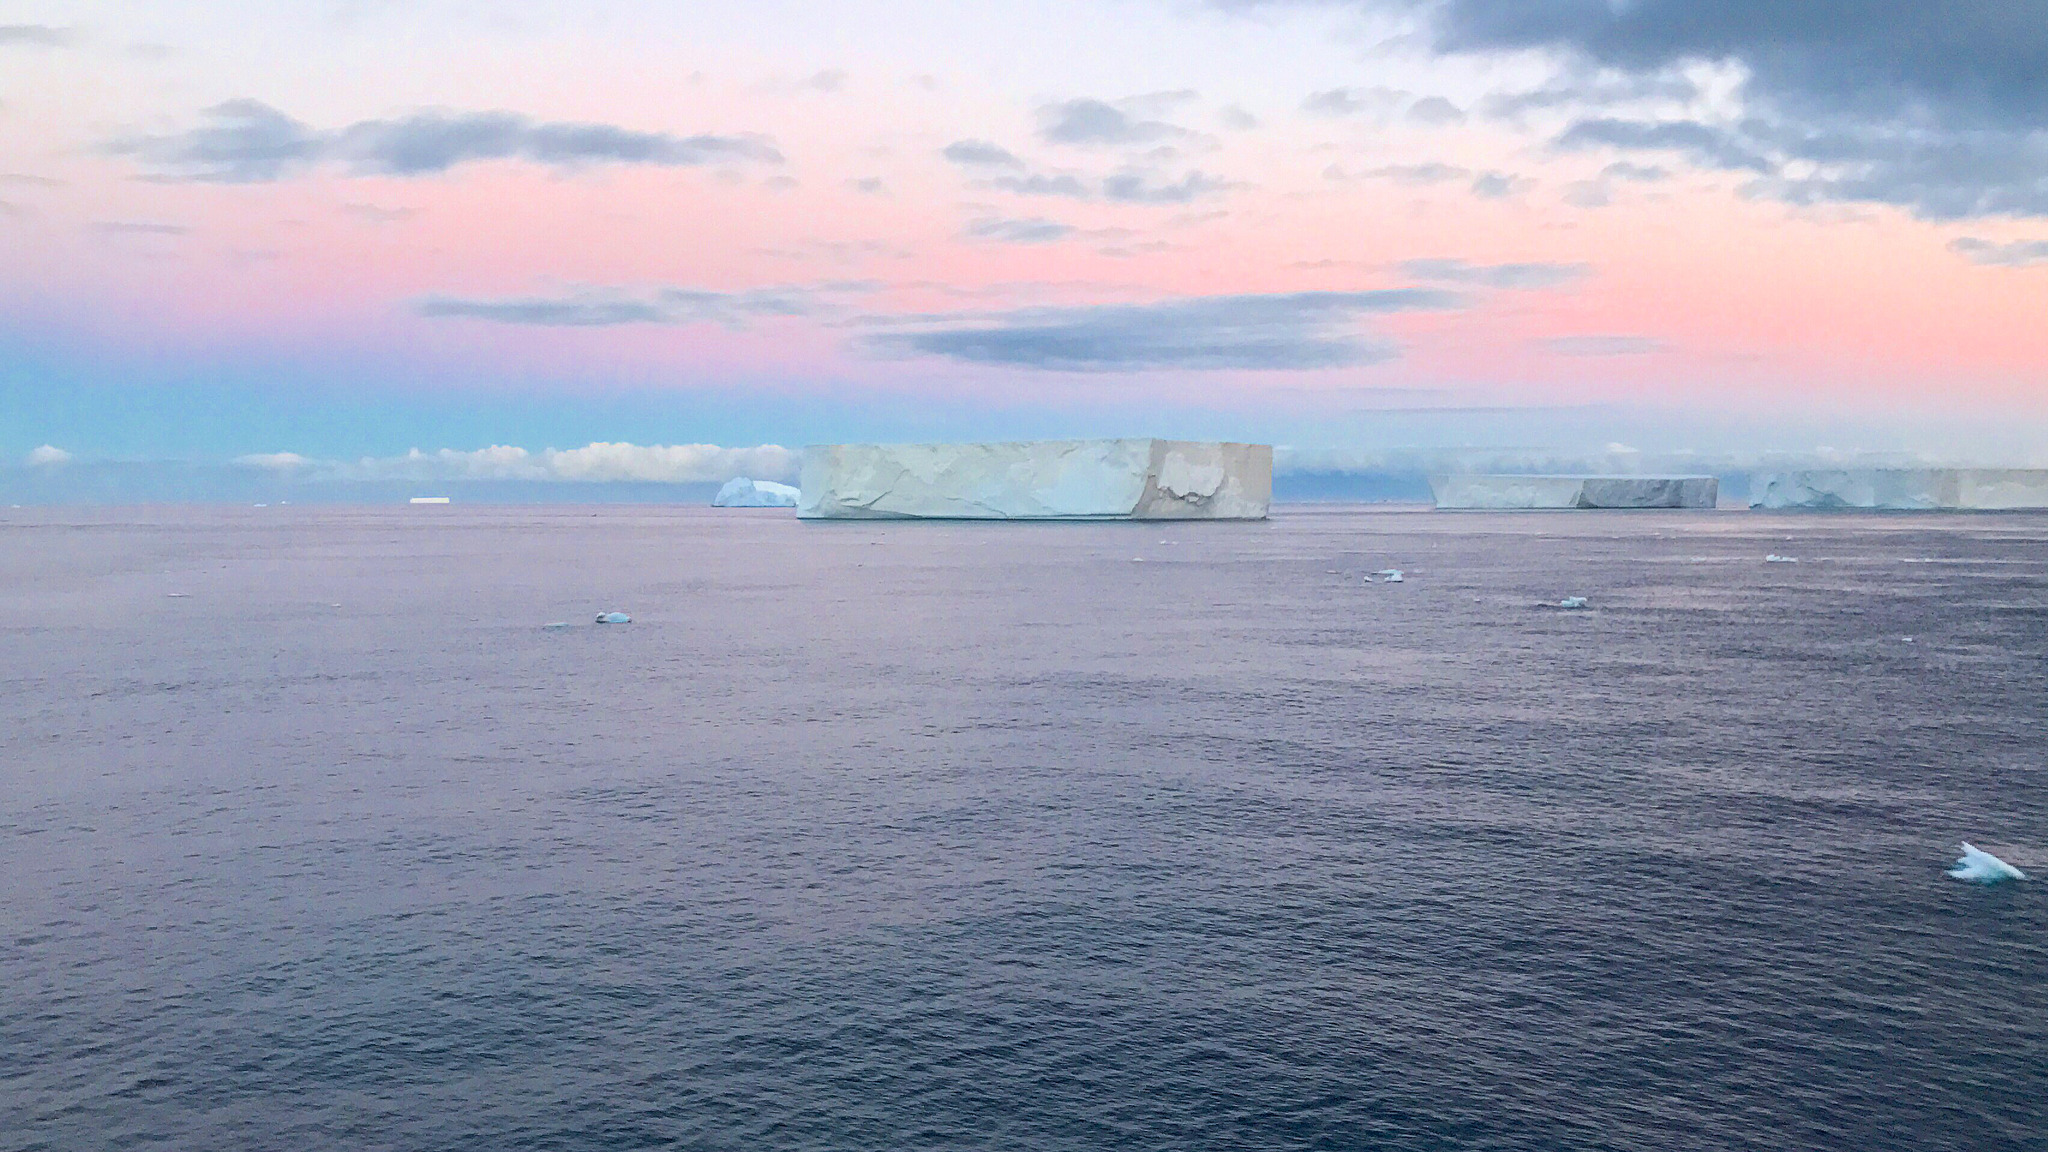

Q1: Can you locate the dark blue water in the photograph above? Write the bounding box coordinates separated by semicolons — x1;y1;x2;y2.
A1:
4;506;2044;1150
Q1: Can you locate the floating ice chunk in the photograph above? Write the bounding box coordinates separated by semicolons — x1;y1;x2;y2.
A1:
542;621;572;630
411;496;451;505
1765;554;1798;563
1375;569;1404;583
1557;596;1589;609
166;592;188;598
1948;843;2026;884
711;477;799;508
594;611;631;624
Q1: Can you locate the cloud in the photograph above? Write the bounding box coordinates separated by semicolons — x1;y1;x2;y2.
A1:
1949;237;2048;267
0;24;73;46
1218;104;1261;130
848;176;887;194
1037;97;1199;147
942;139;1022;167
1407;96;1466;126
1468;171;1531;198
1270;0;2048;219
336;443;799;483
412;285;829;327
982;166;1238;204
964;217;1076;243
235;452;310;470
341;203;416;223
1302;87;1406;117
868;288;1464;371
1399;258;1587;289
109;99;781;183
25;444;71;466
92;221;189;235
1357;163;1470;185
1541;335;1668;356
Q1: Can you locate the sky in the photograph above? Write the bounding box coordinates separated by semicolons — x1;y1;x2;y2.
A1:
4;0;2048;489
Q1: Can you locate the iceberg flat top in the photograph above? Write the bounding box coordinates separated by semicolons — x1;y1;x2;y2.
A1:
799;439;1270;520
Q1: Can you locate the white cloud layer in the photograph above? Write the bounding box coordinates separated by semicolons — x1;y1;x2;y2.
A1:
328;442;800;483
25;444;71;465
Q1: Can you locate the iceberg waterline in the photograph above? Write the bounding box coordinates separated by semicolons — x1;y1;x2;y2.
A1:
1947;843;2026;884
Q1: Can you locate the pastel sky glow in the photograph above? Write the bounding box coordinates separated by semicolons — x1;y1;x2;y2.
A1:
4;0;2047;473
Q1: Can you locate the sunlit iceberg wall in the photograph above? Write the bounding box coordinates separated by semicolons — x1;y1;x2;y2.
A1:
1749;470;2048;510
1429;474;1719;510
798;439;1272;520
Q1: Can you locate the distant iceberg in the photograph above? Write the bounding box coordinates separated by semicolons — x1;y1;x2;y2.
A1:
712;477;800;508
1948;843;2026;884
594;611;631;624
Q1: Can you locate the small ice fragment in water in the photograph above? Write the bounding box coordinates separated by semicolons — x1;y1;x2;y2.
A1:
1947;843;2026;884
542;621;571;630
1558;597;1589;609
1765;554;1797;563
594;611;631;624
166;592;188;598
1375;569;1404;583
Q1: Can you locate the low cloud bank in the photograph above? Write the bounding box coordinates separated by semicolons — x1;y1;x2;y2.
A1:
244;441;800;483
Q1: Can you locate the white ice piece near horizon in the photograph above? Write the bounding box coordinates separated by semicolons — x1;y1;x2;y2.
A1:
1430;475;1719;510
594;611;631;624
712;477;800;508
798;439;1271;520
1375;569;1405;582
1947;843;2027;884
1750;470;2048;510
410;496;451;505
1765;554;1798;563
1557;597;1589;609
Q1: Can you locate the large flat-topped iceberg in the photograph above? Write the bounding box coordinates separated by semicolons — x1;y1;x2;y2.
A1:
798;439;1272;520
1430;474;1719;510
1751;469;2048;510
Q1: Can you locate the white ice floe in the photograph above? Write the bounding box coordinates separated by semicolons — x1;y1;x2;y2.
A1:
711;477;800;508
1765;554;1798;563
1375;569;1405;583
594;611;631;624
1557;597;1589;609
1947;843;2026;884
542;621;572;630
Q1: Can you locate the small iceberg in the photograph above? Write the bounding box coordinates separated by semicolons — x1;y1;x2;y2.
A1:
1557;596;1589;609
411;496;451;505
711;478;799;508
541;621;572;630
1375;569;1404;583
594;611;631;624
1948;843;2026;885
1765;554;1797;563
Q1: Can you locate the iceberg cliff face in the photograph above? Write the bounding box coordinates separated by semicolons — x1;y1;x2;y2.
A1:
1750;470;2048;510
712;477;800;507
1430;475;1719;510
797;439;1271;520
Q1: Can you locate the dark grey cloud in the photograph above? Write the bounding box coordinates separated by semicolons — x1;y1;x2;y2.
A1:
1541;335;1668;356
941;139;1022;167
415;286;817;328
1949;237;2048;268
109;99;781;183
869;288;1463;371
1038;98;1194;146
964;217;1076;244
0;24;73;46
1400;258;1587;290
1260;1;2048;219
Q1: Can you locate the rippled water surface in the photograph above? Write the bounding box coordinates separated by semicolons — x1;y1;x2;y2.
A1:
4;505;2044;1151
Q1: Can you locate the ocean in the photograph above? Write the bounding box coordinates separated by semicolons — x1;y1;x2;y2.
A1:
3;505;2043;1150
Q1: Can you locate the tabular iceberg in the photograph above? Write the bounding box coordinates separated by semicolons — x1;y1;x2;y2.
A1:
797;439;1271;520
712;477;800;507
1750;470;2048;510
1430;475;1719;510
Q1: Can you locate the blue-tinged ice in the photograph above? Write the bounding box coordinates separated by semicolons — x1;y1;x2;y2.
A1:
1948;843;2026;884
1375;569;1404;583
595;611;631;624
